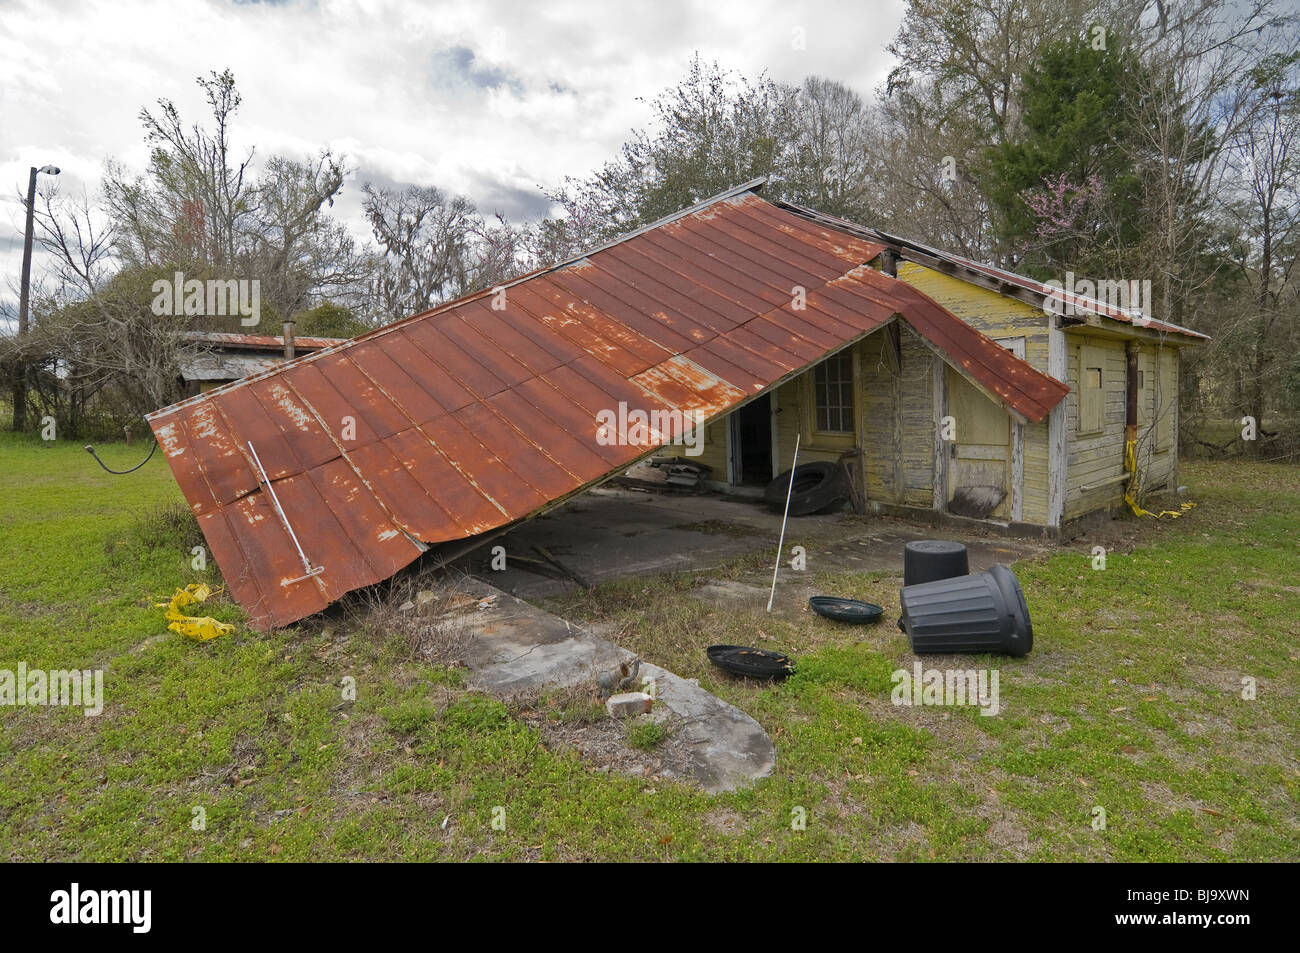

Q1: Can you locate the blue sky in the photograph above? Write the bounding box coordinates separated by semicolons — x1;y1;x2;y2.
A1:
0;0;906;308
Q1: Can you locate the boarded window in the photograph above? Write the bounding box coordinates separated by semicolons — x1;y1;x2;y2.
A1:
813;351;854;434
1079;346;1104;434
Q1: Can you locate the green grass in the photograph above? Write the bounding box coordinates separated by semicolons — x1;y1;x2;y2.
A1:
624;718;666;750
1;430;1297;861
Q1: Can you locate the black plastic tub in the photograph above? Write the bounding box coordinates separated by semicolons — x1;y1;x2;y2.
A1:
898;564;1033;656
902;539;970;588
707;644;795;679
808;596;884;624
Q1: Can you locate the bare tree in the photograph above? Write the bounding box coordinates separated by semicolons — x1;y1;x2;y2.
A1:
1206;50;1300;444
248;153;369;318
105;69;253;270
362;182;478;319
785;77;883;221
27;182;117;298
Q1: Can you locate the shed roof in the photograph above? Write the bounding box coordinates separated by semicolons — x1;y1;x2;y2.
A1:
181;331;348;352
148;185;1069;630
178;332;350;383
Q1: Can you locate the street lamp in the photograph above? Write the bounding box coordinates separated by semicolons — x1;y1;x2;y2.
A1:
12;163;60;432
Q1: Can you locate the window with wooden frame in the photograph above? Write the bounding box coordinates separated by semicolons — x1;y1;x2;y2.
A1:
812;351;854;435
1078;345;1104;435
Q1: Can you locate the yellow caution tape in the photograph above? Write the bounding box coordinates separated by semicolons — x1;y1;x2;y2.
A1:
154;583;236;641
1123;439;1196;519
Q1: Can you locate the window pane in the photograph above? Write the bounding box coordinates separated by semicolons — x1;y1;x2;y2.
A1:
812;353;853;434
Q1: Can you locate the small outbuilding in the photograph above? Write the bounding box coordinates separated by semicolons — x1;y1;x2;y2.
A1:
177;331;347;396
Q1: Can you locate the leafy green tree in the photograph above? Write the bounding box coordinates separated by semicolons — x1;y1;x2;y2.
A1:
982;35;1152;275
292;302;370;339
543;55;799;241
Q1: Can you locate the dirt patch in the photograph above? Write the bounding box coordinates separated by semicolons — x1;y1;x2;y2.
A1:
503;678;696;785
518;707;695;784
675;519;756;539
704;807;746;833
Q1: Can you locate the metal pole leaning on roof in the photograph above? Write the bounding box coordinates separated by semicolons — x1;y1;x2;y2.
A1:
247;441;324;587
767;431;800;613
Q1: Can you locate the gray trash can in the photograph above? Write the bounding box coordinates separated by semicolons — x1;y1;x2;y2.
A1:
899;564;1033;656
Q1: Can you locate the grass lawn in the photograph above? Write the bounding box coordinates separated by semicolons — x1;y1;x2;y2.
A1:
0;431;1296;861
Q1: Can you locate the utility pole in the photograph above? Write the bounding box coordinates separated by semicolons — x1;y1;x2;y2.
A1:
12;164;60;432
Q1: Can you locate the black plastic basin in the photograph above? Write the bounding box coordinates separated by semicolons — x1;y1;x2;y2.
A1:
809;596;885;624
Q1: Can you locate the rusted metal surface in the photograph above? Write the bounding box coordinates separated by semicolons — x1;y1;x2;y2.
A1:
149;188;1069;630
777;203;1207;341
181;331;347;351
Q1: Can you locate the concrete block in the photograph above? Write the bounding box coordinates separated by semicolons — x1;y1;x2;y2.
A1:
606;692;653;719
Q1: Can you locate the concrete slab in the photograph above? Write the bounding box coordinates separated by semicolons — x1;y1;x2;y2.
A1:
459;487;797;599
443;487;1045;792
459;486;1047;600
639;661;777;793
457;577;635;695
451;576;776;794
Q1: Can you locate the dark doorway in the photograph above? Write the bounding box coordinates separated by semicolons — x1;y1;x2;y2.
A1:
732;393;773;487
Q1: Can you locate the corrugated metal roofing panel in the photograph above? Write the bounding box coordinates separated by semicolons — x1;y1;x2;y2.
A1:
181;331;346;351
774;201;1208;341
149;188;1069;630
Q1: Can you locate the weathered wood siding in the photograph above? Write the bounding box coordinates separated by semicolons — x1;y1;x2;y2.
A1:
896;262;1052;525
648;260;1186;529
765;327;935;507
1063;331;1129;519
1132;343;1179;495
774;356;856;471
806;325;931;506
657;417;729;482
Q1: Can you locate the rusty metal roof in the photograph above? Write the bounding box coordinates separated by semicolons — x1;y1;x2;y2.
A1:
776;202;1208;341
182;331;348;351
148;186;1069;630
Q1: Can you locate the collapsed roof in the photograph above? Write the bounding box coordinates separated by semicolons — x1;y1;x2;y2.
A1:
147;182;1069;630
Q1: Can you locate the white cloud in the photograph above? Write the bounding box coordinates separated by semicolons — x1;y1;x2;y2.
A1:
0;0;905;300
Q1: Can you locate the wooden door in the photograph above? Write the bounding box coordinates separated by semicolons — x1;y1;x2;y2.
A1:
946;367;1012;519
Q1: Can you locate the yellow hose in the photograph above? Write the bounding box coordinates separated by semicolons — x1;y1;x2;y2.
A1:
154;583;236;640
1124;438;1196;519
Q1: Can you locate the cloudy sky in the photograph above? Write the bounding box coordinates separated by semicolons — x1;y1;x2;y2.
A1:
0;0;907;303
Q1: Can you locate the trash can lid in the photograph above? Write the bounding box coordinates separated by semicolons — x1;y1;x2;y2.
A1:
904;539;967;554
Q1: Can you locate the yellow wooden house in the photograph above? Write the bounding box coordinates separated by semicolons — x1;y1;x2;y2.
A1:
662;208;1207;535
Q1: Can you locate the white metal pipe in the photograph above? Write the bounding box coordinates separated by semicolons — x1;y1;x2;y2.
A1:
767;431;800;613
248;441;321;583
